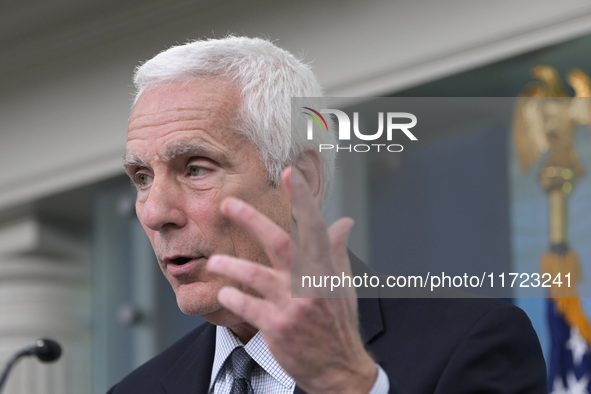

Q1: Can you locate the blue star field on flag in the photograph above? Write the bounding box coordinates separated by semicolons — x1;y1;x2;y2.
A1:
548;299;591;394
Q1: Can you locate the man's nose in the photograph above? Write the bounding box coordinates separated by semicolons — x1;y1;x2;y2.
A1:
138;178;187;231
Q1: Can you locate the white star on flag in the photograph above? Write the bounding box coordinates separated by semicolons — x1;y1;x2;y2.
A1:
551;372;589;394
566;327;589;366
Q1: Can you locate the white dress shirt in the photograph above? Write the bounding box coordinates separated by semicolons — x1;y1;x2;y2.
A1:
209;326;389;393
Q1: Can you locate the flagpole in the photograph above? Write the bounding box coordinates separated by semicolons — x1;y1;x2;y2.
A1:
539;165;589;341
513;65;591;392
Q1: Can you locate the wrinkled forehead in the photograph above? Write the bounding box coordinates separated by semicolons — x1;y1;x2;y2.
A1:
128;79;240;130
124;79;249;167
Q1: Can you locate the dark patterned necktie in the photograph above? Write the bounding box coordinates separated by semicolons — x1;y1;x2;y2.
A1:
229;347;256;394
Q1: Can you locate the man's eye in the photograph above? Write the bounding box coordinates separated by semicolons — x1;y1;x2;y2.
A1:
135;173;151;187
188;165;207;177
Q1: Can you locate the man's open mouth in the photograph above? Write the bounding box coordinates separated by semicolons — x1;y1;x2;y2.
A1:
169;257;193;265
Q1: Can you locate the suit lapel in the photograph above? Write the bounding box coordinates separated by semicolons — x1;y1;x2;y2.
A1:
349;251;384;344
358;297;384;344
161;323;217;393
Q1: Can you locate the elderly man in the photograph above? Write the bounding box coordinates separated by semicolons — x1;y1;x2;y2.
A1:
109;36;547;393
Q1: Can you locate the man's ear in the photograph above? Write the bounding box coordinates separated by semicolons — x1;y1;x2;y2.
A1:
294;149;324;207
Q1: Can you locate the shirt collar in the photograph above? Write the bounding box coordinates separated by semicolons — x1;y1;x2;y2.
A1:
210;326;294;390
210;325;242;389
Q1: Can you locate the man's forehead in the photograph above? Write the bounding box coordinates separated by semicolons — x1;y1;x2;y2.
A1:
131;79;238;114
127;80;240;135
124;79;242;170
127;107;215;133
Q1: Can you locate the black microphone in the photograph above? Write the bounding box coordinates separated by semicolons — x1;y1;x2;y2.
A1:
0;339;62;392
28;339;62;362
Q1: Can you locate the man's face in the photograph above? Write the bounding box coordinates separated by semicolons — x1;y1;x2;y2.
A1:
125;78;290;326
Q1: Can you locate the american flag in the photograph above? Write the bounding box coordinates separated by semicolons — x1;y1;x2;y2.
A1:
547;299;591;393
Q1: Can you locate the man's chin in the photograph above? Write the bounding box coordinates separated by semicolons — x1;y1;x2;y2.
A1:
174;290;225;318
175;291;220;317
178;302;217;316
171;279;223;314
172;281;246;326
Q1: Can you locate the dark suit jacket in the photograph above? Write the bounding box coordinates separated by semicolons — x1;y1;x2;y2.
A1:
108;256;547;393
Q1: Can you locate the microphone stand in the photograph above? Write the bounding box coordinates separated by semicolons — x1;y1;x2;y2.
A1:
0;339;62;393
0;347;33;390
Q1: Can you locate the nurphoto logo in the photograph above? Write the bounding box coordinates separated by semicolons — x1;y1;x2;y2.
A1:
302;107;418;152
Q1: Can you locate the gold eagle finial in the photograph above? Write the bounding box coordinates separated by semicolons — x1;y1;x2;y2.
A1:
513;65;591;176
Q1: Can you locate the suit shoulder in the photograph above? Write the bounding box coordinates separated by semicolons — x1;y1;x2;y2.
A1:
107;322;215;393
368;298;546;393
378;297;528;331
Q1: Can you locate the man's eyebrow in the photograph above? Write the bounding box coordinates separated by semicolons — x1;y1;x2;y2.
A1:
161;139;227;165
123;140;229;171
123;153;146;171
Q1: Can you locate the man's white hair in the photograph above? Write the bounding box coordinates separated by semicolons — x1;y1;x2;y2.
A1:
133;36;336;205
